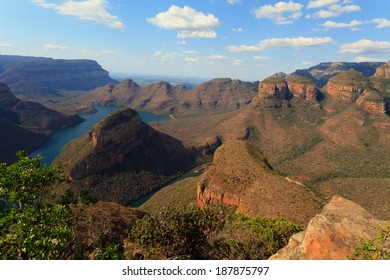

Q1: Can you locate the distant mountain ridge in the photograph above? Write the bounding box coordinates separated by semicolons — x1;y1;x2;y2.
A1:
296;61;385;87
74;77;259;115
0;55;118;98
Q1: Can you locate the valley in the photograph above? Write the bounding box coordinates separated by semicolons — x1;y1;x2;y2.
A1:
1;55;389;260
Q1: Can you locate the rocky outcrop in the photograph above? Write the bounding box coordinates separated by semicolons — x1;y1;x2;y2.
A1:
287;74;320;101
0;82;84;163
0;55;117;98
374;60;390;78
325;70;369;102
356;90;386;115
197;140;323;227
54;108;194;204
270;196;389;260
254;73;321;110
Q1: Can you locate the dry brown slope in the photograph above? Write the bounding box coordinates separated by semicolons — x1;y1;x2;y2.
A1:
198;140;324;228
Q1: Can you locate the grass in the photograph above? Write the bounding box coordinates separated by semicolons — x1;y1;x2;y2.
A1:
134;171;202;215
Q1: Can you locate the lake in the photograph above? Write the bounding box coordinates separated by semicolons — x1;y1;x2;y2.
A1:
32;106;170;164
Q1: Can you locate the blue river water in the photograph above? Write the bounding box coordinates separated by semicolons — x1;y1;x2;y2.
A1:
32;106;170;164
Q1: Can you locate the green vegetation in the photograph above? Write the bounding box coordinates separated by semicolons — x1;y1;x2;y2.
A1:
0;151;73;259
350;226;390;260
129;206;300;260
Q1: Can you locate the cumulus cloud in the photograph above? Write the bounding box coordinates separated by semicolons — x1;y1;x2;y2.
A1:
353;56;386;62
226;36;334;52
339;39;390;54
369;18;390;28
154;51;180;61
148;6;220;39
307;4;361;18
322;20;363;30
32;0;124;29
307;0;339;9
252;1;303;25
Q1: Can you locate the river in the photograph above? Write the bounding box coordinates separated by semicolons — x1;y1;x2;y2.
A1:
32;106;170;164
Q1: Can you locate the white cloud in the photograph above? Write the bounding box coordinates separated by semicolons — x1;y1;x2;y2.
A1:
226;36;334;52
207;55;230;61
253;56;271;60
32;0;124;29
232;27;244;32
253;1;303;25
176;40;187;45
322;20;363;30
184;57;200;62
43;43;71;50
369;18;390;28
339;39;390;54
153;51;180;62
307;0;339;9
227;0;241;4
177;30;217;39
353;56;386;62
307;4;361;18
232;59;244;66
147;6;220;39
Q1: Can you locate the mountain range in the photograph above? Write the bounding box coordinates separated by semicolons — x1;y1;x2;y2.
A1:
0;55;389;259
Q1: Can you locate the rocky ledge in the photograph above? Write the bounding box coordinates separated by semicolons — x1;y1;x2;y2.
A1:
270;196;389;260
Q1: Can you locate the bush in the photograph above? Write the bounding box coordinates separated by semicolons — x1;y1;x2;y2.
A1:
130;206;224;259
350;226;390;260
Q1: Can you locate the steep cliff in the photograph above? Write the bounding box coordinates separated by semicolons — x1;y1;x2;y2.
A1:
270;196;389;260
54;108;194;205
0;55;117;98
325;69;369;102
287;74;320;101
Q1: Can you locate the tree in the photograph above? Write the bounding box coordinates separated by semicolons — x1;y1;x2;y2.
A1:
0;151;73;259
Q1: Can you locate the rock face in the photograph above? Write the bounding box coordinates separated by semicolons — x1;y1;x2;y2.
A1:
325;70;369;102
75;78;259;114
287;74;320;101
254;73;321;110
197;140;323;227
270;196;389;260
356;90;386;115
54;108;194;204
374;60;390;78
0;82;84;163
0;55;117;98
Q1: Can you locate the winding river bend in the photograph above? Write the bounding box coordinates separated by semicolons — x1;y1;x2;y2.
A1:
32;106;170;164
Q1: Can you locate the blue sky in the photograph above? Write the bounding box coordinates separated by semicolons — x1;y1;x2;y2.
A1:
0;0;389;81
